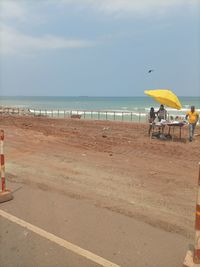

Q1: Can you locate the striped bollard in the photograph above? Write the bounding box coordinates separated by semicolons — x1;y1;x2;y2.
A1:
194;162;200;264
0;130;13;203
183;162;200;267
0;130;5;191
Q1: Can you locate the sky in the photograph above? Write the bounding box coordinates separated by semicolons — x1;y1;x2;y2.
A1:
0;0;199;97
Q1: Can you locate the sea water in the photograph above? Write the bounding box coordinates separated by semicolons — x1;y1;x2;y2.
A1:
0;96;199;121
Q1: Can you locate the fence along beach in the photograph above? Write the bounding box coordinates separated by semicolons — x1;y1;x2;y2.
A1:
0;106;147;122
0;96;199;123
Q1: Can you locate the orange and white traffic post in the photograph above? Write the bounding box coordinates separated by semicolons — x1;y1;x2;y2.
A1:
194;162;200;264
0;130;13;203
183;162;200;267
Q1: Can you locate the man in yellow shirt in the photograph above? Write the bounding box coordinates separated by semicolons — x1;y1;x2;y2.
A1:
186;106;199;142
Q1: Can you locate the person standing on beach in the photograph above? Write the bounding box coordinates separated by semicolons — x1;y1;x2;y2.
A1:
186;106;199;142
157;104;167;122
148;107;156;135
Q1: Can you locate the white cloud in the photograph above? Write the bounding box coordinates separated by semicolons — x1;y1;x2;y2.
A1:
0;25;95;55
1;0;198;22
0;0;198;55
0;1;26;20
61;0;199;16
0;1;95;55
0;0;48;25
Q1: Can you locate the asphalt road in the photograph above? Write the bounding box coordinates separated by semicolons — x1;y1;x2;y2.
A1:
0;180;191;267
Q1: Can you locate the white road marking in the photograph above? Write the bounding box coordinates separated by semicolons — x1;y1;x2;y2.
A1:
0;209;121;267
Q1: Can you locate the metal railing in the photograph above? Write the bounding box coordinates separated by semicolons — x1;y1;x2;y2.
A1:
2;107;198;123
0;107;148;123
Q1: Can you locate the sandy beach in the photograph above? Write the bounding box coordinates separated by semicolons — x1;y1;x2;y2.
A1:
1;114;200;234
0;114;200;266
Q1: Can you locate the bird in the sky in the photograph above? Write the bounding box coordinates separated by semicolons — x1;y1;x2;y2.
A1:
148;69;154;73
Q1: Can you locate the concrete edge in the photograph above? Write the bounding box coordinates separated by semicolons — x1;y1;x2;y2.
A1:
0;189;13;203
183;250;200;267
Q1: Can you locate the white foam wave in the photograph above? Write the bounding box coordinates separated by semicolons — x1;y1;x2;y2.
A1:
29;108;199;119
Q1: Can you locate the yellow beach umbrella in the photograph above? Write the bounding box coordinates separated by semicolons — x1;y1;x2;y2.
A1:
144;89;182;110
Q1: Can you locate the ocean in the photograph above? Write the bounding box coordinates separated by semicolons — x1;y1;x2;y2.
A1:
0;96;199;122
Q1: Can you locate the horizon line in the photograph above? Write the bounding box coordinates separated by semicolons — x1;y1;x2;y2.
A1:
0;95;199;98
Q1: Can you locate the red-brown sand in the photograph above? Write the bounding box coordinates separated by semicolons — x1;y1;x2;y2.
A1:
1;115;200;239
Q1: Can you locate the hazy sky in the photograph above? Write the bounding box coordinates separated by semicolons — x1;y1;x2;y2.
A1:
0;0;199;96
